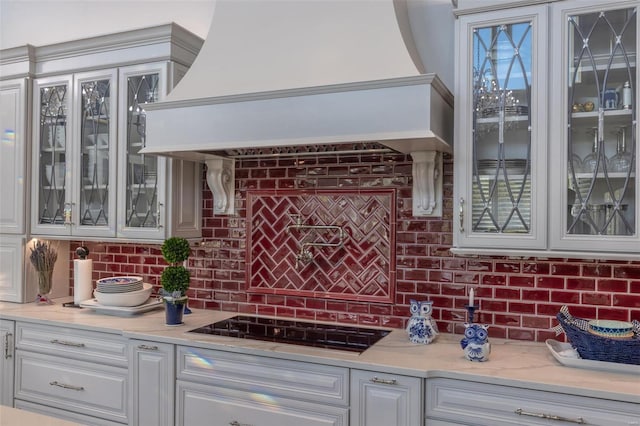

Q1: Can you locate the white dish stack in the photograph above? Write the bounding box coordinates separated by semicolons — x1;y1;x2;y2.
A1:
93;276;152;307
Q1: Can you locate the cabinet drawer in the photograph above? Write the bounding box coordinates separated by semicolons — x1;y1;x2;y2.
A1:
16;322;127;367
177;346;348;406
426;378;640;426
15;350;128;424
15;399;125;426
176;380;349;426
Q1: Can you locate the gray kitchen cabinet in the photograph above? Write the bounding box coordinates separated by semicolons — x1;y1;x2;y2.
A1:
175;345;349;426
453;4;549;251
548;0;639;253
14;322;129;424
425;377;640;425
128;339;175;426
350;369;423;426
0;76;30;235
453;0;639;258
0;319;14;407
30;24;202;242
0;49;34;303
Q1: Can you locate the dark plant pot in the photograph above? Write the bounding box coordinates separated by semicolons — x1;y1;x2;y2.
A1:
164;298;187;325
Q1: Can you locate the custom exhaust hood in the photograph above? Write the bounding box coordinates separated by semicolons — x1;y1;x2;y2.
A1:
142;0;453;216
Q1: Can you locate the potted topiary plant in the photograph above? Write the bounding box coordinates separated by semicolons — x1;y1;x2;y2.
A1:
160;237;191;325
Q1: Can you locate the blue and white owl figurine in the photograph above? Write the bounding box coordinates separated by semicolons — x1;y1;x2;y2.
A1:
460;323;491;362
406;300;439;344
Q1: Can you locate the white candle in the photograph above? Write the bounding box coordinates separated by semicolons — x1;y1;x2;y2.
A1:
469;288;475;306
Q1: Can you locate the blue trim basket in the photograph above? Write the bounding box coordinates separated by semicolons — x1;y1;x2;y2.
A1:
555;306;640;365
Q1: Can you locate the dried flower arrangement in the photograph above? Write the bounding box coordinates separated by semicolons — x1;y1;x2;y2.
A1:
29;240;58;303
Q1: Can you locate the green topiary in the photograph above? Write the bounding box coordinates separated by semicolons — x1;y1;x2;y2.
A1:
161;237;191;264
160;237;191;301
160;265;190;295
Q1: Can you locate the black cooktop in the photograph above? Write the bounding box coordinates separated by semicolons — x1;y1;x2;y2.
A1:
189;315;390;353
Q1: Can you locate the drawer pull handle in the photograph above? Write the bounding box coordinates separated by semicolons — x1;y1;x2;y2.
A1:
50;339;85;348
50;381;85;391
4;332;12;359
229;421;253;426
370;377;397;385
515;408;585;424
138;344;158;351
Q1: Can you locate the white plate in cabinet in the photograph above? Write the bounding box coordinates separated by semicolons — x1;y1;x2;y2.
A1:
177;346;349;406
176;380;349;426
15;322;127;366
350;369;423;426
15;350;128;424
425;378;640;426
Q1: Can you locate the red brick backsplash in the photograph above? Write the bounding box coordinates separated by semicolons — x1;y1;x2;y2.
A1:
70;151;640;342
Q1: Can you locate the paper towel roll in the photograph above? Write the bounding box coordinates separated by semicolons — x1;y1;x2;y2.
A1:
74;259;93;304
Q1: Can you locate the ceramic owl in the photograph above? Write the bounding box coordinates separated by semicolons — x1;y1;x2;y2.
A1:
460;323;491;362
406;300;439;344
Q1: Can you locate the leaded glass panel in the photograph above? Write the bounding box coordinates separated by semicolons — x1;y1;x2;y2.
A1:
471;21;533;233
80;79;111;226
566;7;636;236
38;84;68;225
125;73;160;228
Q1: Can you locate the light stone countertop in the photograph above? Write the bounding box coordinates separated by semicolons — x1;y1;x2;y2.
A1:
1;297;638;404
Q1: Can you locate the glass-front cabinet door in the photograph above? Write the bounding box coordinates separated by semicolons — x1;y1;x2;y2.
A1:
550;1;638;252
32;70;117;238
32;75;73;235
455;6;548;250
117;63;169;240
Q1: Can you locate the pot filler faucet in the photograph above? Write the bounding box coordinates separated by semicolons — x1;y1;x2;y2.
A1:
286;214;346;268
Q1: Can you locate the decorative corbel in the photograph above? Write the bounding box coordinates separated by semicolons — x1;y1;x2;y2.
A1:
411;150;442;217
205;157;235;215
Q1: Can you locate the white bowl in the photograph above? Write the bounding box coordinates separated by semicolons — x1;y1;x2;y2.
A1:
94;283;152;307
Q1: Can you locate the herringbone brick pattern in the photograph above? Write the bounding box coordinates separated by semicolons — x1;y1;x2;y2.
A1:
247;189;396;303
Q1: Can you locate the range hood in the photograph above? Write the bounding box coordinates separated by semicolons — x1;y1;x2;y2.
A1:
142;0;454;216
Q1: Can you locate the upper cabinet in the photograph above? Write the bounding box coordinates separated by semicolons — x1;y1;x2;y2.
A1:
0;45;33;236
549;1;638;253
454;5;548;250
29;24;203;241
453;0;638;258
0;77;30;235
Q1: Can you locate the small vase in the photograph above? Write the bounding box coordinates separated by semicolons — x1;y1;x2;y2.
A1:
36;269;54;304
164;297;187;325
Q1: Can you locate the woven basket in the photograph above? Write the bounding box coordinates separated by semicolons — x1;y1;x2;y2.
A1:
556;309;640;365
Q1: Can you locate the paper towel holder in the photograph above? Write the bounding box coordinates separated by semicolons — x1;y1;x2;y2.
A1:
63;246;92;309
75;246;89;259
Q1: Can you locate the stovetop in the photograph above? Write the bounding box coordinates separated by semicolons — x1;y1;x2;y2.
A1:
188;315;390;353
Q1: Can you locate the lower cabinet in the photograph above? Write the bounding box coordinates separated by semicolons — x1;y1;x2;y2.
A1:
128;339;175;426
425;378;640;426
15;399;126;426
350;369;423;426
0;319;14;406
177;381;349;426
14;322;128;425
175;345;350;426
